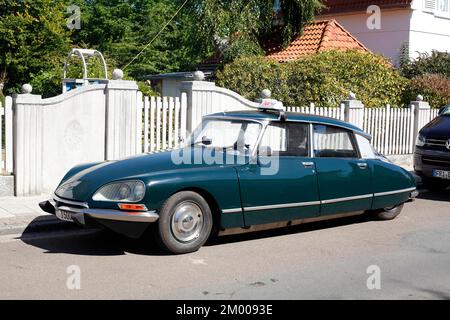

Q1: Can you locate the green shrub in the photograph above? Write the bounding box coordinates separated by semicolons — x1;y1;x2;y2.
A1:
404;74;450;108
216;50;409;108
216;56;289;101
401;51;450;79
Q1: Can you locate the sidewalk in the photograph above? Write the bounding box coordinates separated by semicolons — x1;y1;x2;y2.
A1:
0;195;70;235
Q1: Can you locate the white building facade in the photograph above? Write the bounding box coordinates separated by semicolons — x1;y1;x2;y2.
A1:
319;0;450;64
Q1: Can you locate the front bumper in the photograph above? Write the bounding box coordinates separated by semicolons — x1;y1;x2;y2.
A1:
414;148;450;178
39;195;159;238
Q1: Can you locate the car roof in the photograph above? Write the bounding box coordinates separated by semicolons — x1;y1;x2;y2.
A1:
206;110;371;139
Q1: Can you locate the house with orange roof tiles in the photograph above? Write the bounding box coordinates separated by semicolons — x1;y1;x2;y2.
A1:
319;0;450;64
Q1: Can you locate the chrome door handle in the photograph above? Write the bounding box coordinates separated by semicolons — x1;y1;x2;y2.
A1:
357;162;368;169
302;161;315;168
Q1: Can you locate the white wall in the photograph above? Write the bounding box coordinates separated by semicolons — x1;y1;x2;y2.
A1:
162;78;182;97
13;80;141;196
409;0;450;59
320;1;450;64
320;9;412;64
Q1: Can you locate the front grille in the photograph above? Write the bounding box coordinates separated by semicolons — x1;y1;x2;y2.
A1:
54;196;88;210
422;156;450;168
424;138;449;151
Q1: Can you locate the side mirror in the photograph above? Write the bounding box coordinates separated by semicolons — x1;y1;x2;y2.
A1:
201;136;212;146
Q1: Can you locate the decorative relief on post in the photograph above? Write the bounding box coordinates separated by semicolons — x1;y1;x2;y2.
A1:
64;120;84;153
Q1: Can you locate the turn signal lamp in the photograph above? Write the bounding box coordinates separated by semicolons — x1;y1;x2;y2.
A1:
118;203;147;212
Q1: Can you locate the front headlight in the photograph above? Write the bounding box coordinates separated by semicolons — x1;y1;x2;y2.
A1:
92;180;146;202
415;134;426;147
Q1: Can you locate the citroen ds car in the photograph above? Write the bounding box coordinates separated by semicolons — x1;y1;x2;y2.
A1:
414;104;450;191
40;101;417;254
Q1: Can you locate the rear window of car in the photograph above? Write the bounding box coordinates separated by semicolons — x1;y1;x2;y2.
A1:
313;124;358;158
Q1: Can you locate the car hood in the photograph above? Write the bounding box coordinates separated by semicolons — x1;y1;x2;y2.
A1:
421;115;450;138
56;148;247;201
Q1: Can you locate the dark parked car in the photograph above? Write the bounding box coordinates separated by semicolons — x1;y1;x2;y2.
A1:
40;101;417;254
414;104;450;191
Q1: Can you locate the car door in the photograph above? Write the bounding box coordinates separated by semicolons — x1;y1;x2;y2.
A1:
312;124;373;216
237;121;320;226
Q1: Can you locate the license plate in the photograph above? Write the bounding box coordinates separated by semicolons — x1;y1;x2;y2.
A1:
432;169;450;180
55;209;73;222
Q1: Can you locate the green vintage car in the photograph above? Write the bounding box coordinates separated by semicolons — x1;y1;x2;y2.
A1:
40;101;418;254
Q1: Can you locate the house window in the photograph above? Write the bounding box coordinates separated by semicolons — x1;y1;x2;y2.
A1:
424;0;450;17
438;0;450;13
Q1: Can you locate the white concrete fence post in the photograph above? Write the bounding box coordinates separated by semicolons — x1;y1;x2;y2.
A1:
410;95;431;146
342;93;365;129
105;69;141;160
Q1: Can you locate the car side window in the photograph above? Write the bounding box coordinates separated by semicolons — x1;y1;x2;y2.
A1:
259;122;309;157
313;124;358;158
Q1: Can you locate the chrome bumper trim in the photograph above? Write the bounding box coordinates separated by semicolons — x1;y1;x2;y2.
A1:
51;198;158;223
409;190;419;199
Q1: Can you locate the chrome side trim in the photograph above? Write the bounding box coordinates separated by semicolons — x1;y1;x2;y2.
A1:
244;200;321;212
374;187;416;197
53;194;89;208
222;208;243;214
321;194;373;204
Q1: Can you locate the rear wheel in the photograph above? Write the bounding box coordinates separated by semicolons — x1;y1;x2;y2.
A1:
373;203;404;220
153;191;213;254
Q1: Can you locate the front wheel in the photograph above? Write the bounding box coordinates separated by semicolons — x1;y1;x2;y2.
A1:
153;191;213;254
373;203;404;220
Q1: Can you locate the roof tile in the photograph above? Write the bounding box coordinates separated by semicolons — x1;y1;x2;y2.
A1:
267;19;370;62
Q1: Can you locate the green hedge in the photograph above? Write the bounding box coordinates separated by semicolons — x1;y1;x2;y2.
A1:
216;50;409;108
404;74;450;109
400;51;450;79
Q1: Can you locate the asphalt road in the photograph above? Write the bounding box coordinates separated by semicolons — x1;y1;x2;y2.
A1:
0;189;449;300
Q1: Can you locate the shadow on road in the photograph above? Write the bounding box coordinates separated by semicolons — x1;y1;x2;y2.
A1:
21;213;375;256
416;188;450;202
207;214;374;247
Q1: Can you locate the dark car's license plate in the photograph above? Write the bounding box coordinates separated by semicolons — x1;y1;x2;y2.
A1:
433;169;450;180
55;209;73;222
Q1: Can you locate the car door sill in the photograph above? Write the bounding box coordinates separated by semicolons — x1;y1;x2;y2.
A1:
218;210;365;236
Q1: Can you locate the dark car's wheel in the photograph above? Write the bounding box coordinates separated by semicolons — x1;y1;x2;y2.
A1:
422;178;449;192
373;203;404;220
153;191;213;254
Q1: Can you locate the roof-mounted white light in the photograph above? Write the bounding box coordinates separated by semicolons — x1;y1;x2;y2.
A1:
258;99;284;111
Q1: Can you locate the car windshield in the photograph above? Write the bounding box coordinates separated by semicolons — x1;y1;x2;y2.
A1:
187;119;262;155
441;105;450;115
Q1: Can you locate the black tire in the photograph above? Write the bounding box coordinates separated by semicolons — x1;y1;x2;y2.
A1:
153;191;213;254
422;178;449;192
373;203;404;220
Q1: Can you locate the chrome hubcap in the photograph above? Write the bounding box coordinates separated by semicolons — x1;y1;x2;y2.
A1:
171;201;203;242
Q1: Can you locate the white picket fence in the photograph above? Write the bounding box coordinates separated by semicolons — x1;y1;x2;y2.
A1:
0;98;13;174
286;103;439;156
142;94;188;152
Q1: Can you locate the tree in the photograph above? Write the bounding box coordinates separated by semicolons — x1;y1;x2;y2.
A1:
0;0;71;96
186;0;323;63
71;0;202;80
